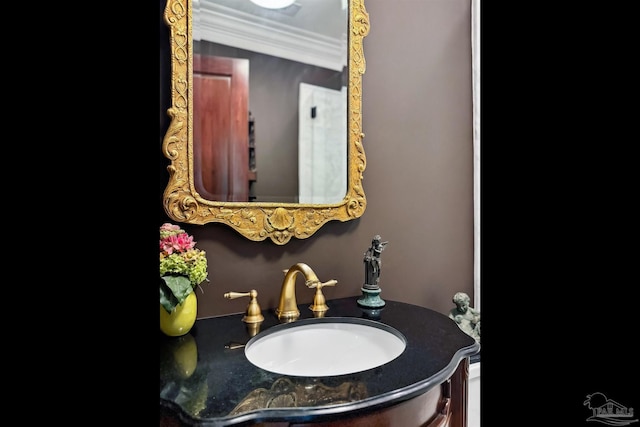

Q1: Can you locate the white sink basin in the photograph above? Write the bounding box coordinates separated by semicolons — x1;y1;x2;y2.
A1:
244;317;407;377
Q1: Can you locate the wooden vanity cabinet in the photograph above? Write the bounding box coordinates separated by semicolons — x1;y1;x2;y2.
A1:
281;358;469;427
160;358;469;427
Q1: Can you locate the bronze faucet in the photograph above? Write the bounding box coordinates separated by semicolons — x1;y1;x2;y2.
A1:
276;263;337;322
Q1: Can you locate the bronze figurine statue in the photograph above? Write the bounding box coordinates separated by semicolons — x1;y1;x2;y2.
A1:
363;235;388;290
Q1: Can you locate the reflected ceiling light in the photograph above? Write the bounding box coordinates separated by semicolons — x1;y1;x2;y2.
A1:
250;0;296;9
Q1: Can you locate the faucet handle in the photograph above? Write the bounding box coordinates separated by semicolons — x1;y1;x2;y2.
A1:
308;279;338;315
307;279;337;289
224;290;265;324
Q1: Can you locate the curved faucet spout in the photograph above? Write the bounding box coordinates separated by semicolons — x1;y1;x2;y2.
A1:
276;263;321;322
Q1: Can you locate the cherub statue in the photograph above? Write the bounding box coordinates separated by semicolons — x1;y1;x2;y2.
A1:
363;235;388;289
449;292;480;343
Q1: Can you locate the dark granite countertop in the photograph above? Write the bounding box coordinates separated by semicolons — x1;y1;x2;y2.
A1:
160;296;480;426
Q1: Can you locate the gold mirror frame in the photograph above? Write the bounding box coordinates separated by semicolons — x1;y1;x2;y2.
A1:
162;0;370;245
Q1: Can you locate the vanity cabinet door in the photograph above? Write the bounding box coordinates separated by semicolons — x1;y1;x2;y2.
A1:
446;357;469;427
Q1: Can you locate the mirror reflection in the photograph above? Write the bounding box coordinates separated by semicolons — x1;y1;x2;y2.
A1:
193;0;348;203
162;0;369;244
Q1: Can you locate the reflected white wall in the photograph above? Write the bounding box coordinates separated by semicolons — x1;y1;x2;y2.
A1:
298;83;347;204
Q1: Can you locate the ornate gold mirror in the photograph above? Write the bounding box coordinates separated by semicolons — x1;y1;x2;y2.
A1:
162;0;369;245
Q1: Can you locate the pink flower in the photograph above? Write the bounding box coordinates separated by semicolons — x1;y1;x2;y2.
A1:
160;230;196;255
160;223;181;232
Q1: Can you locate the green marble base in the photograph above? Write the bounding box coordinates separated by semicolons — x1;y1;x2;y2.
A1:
357;287;386;308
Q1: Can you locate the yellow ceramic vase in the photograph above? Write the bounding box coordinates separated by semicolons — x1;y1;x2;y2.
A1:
160;291;198;337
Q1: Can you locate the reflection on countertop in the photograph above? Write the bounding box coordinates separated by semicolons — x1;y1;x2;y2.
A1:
229;377;368;416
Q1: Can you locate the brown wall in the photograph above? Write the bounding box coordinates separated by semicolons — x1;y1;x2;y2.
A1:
159;0;475;319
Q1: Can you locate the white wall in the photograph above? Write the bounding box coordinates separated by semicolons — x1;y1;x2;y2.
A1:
468;361;480;427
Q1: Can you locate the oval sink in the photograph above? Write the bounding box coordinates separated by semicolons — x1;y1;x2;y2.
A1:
244;317;407;377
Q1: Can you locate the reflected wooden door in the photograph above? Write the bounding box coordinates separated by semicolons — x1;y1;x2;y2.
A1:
193;54;249;202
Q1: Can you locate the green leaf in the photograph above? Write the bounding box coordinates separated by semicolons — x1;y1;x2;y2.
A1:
160;275;193;313
160;283;178;313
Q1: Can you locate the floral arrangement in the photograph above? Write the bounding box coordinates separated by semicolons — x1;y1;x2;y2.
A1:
160;223;209;313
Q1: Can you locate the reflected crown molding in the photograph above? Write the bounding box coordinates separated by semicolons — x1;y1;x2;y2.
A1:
194;0;347;71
